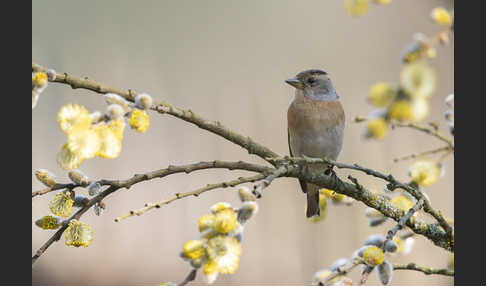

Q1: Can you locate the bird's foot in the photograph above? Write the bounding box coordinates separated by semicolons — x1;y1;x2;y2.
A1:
324;165;335;176
301;154;323;163
324;166;344;190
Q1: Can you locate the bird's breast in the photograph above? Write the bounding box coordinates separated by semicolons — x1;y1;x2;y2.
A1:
287;97;345;160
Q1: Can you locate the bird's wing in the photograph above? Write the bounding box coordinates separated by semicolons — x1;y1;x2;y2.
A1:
288;128;308;194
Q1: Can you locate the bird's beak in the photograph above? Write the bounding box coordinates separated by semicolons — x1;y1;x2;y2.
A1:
285;77;303;89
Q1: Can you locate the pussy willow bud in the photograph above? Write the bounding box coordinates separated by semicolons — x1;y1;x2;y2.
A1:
107;104;125;120
46;69;57;81
88;181;102;196
68;169;89;186
35;215;62;230
210;202;232;214
35;169;57;187
362;246;385;266
90;111;103;123
238;186;257;202
376;260;393;285
190;257;204;269
364;234;385;247
330;258;349;272
234;231;243;242
384;239;398;253
369;217;388;227
104;93;131;112
135;93;153;110
237;201;258;223
356;245;372;257
73;195;90;207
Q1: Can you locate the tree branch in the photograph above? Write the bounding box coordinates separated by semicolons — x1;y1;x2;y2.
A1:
115;173;265;222
32;160;271;264
387;199;424;240
32;63;453;269
252;165;289;198
178;268;197;286
268;156;453;240
393;263;454;276
393;146;451;162
32;62;279;163
32;183;82;198
390;121;454;149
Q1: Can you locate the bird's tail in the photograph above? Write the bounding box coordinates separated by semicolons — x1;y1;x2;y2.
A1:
306;185;321;218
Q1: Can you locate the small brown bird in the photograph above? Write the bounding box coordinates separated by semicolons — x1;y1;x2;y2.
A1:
286;69;345;218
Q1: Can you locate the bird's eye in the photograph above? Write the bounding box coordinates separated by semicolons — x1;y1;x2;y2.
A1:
307;78;316;85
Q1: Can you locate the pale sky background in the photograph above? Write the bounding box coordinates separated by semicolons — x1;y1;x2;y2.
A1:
33;1;453;285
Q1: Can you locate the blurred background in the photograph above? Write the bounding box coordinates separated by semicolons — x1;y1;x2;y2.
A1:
32;0;453;285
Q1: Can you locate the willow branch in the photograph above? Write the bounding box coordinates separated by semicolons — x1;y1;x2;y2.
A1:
178;268;197;286
393;263;454;276
33;61;452;239
321;258;364;286
268;156;453;239
32;62;279;163
32;187;54;198
32;183;82;198
282;164;453;251
382;199;425;254
32;185;115;265
115;174;265;222
32;62;453;265
390;121;454;149
32;160;271;265
252;165;289;198
393;146;451;162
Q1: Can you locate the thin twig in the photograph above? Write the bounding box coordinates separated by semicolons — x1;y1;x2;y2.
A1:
32;187;54;198
383;199;425;251
32;185;115;265
115;174;265;222
323;258;364;285
32;183;79;198
390;121;454;149
386;199;424;241
32;161;271;264
359;265;373;285
393;263;454;276
178;269;197;286
393;146;451;162
252;165;289;198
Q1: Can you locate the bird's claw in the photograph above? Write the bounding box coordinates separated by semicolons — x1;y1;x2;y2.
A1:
325;167;344;190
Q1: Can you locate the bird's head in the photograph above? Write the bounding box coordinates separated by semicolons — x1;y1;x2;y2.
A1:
285;69;337;100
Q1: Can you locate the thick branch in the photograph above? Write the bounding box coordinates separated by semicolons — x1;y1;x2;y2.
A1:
283;165;453;251
268;156;453;240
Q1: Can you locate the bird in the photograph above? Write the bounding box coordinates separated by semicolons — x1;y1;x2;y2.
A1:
286;69;345;218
